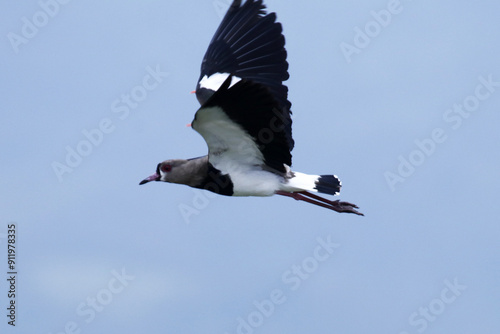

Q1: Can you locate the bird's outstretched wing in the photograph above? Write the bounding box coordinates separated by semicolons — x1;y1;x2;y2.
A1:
192;75;292;174
195;0;294;155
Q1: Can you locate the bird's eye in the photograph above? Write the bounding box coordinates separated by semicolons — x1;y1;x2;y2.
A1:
161;164;172;173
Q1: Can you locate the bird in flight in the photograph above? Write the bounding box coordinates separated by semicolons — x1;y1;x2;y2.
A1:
140;0;363;216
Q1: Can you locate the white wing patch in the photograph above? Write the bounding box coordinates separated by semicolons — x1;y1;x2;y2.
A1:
193;106;264;174
199;73;242;92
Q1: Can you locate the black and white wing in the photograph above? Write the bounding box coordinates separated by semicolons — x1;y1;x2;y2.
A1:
196;1;292;139
192;75;292;174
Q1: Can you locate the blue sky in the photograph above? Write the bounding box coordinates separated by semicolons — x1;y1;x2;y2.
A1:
1;0;499;333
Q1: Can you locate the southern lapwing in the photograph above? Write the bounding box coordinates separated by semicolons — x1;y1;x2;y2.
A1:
140;0;363;216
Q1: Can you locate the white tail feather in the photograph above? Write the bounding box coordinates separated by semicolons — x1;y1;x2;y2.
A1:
282;171;320;193
280;171;342;196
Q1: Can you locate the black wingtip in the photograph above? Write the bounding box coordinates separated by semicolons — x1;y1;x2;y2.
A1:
198;0;290;110
231;0;242;9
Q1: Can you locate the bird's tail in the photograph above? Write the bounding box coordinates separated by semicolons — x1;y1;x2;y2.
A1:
315;175;342;196
284;172;341;196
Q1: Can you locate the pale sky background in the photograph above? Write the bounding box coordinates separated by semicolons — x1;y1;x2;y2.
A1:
1;0;499;333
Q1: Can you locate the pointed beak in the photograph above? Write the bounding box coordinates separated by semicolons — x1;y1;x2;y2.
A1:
139;173;160;185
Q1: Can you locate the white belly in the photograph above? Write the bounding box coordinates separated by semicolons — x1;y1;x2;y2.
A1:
230;169;283;197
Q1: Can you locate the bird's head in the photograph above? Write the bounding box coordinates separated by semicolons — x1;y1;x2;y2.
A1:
139;159;192;185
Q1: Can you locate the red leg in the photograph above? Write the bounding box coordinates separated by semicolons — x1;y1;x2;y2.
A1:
300;191;361;210
276;191;364;216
